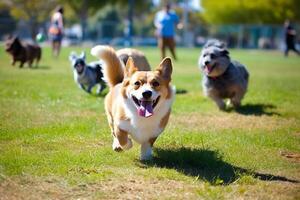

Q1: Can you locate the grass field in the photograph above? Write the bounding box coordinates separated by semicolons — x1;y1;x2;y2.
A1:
0;45;300;199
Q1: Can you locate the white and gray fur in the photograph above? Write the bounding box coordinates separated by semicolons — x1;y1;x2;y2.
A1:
198;39;249;110
69;51;106;94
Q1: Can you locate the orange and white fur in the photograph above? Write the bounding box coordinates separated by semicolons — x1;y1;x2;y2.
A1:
91;46;175;160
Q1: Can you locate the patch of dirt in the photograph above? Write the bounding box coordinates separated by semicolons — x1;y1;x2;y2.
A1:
1;176;299;200
0;176;198;200
241;182;300;200
170;112;298;132
280;151;300;162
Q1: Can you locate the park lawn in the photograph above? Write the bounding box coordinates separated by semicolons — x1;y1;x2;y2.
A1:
0;45;299;199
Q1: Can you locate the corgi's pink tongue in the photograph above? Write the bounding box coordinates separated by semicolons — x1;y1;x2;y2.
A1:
138;101;153;118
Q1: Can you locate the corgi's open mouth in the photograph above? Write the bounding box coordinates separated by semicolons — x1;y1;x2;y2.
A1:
132;95;160;118
205;63;217;74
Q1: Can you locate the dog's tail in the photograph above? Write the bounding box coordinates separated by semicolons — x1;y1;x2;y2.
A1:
91;45;124;88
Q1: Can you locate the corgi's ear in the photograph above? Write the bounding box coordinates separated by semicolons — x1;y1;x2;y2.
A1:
80;51;86;60
125;56;138;77
156;57;173;82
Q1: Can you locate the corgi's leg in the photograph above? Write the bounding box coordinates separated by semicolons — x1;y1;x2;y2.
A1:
106;114;122;151
140;142;152;161
140;137;157;160
114;127;132;151
112;136;122;152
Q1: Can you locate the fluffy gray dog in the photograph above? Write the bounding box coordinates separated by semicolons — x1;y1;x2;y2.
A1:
198;39;249;110
69;51;106;94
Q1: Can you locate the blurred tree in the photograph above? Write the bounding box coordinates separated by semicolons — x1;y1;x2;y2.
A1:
2;0;58;39
58;0;108;40
202;0;300;24
0;5;17;38
58;0;152;40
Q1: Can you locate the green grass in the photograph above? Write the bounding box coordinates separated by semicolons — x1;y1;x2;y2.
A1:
0;46;299;199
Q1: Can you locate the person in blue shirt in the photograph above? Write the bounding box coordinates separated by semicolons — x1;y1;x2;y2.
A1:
154;3;180;60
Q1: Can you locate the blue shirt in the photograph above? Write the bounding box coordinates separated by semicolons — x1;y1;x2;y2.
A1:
154;10;179;37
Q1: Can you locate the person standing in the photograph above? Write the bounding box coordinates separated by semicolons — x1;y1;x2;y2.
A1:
154;3;180;61
284;19;300;57
48;5;64;57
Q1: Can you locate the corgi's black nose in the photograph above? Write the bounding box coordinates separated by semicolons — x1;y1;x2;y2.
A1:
204;61;210;66
142;90;152;99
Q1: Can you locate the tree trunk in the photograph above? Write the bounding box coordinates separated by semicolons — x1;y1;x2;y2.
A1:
80;0;88;41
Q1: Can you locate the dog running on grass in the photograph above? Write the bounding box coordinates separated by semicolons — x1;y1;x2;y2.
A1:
91;45;175;160
198;39;249;110
5;36;41;68
69;51;106;94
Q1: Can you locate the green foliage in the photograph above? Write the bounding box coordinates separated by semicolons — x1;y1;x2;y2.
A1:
2;0;57;22
202;0;300;24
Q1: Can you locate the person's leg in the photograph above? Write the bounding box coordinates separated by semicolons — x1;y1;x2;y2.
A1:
291;45;300;55
284;45;289;57
168;37;177;60
158;37;166;60
56;40;62;57
51;41;56;57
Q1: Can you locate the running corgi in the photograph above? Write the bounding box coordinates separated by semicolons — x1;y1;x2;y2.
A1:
91;45;175;160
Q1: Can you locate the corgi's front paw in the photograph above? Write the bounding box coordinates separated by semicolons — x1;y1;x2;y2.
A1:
112;137;133;152
140;143;153;161
112;137;122;152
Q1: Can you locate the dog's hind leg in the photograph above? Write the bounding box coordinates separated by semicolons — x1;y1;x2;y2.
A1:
19;62;24;68
97;83;106;94
230;92;244;108
28;60;33;68
35;58;40;67
11;59;16;66
86;85;93;93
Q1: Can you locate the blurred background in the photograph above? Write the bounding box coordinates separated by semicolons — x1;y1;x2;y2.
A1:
1;0;299;50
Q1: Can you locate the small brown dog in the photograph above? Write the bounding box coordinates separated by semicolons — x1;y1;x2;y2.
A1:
5;36;42;68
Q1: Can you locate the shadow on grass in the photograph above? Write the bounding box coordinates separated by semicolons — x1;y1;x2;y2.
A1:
176;88;188;95
139;147;298;185
229;103;280;116
89;90;108;98
31;65;51;70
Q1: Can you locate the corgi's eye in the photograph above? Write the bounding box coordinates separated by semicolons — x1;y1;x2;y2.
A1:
152;81;160;87
134;81;140;86
210;54;216;59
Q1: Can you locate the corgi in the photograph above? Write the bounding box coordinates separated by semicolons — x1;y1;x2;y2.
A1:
91;46;175;160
